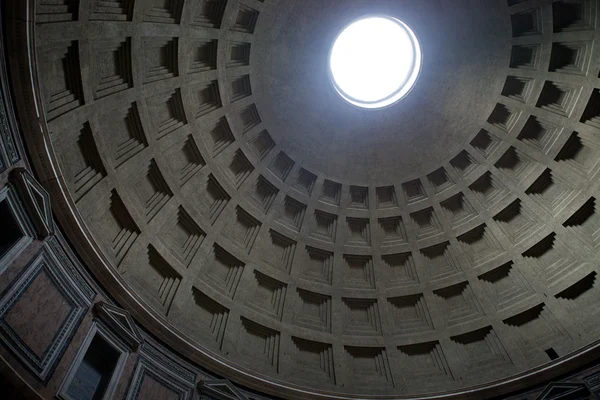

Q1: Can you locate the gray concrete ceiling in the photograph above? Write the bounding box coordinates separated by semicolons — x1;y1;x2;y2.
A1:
28;0;600;397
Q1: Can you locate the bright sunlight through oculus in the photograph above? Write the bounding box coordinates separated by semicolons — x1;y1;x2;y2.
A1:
329;16;422;109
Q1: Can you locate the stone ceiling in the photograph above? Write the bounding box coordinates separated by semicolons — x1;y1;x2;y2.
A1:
28;0;600;397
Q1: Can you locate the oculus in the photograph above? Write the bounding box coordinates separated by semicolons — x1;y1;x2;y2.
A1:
329;16;422;109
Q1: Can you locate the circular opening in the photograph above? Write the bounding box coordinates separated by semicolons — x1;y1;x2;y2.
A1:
329;16;422;109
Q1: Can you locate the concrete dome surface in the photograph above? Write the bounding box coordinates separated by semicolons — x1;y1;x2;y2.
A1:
3;0;600;398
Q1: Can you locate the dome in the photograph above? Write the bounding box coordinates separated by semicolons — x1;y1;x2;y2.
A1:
4;0;600;398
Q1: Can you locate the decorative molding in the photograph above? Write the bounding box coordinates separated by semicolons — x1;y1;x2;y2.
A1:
535;382;589;399
198;379;249;400
0;185;35;274
125;358;193;400
9;168;53;238
139;339;196;385
584;371;600;393
125;340;195;400
0;246;90;382
0;86;18;171
45;236;96;303
93;301;143;351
